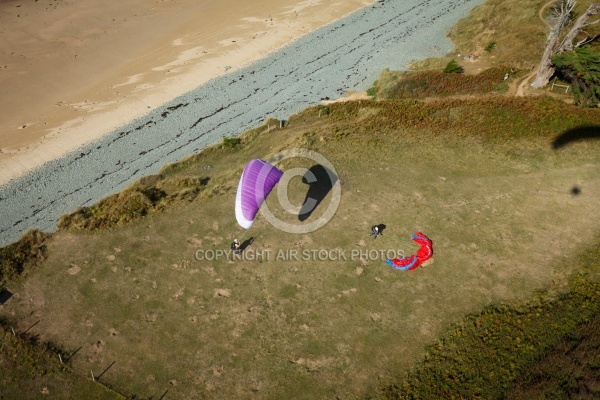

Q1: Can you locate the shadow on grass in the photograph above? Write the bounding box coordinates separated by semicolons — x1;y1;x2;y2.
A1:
240;237;255;251
552;125;600;150
298;164;338;222
375;223;387;234
0;289;12;305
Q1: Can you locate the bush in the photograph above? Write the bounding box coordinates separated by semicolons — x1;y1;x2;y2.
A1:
58;188;167;231
371;67;513;99
484;41;497;53
443;59;464;74
222;137;241;148
0;229;50;286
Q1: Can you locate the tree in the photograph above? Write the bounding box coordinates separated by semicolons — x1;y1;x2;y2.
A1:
531;1;600;89
552;46;600;106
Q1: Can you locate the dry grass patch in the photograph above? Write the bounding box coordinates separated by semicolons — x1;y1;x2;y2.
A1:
1;99;599;398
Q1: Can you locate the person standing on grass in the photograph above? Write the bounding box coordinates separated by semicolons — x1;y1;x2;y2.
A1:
370;225;381;240
231;239;241;254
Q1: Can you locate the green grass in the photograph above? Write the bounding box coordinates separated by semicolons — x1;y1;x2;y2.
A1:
1;97;598;399
369;67;514;99
0;321;123;399
377;242;600;399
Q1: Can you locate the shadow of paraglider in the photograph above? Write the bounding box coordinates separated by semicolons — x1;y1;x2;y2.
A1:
298;164;339;221
240;237;255;251
552;125;600;196
552;125;600;149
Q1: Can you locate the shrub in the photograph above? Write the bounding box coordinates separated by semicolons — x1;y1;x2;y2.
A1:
222;137;241;148
57;188;167;231
0;229;50;286
484;41;497;52
443;59;464;74
372;67;513;99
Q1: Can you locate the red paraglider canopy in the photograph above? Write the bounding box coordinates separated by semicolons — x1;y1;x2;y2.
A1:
386;232;432;271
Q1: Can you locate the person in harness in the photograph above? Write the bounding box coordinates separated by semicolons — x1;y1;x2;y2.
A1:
231;239;241;254
370;225;382;240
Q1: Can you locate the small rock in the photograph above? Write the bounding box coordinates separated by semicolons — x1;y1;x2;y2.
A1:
215;289;231;298
370;312;381;322
67;264;80;275
145;313;157;323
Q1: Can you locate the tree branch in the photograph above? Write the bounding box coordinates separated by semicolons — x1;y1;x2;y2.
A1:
557;3;600;52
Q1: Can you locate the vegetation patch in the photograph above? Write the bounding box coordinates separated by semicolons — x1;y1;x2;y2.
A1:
379;242;600;398
369;67;513;99
57;176;210;231
0;229;49;287
553;46;600;107
0;319;123;399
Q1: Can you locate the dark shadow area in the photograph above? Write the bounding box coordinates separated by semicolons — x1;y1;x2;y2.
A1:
375;224;387;234
0;289;12;305
571;186;582;196
298;165;339;221
552;125;600;150
240;237;255;251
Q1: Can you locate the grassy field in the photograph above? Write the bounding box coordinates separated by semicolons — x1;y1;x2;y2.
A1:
2;0;600;397
1;96;599;398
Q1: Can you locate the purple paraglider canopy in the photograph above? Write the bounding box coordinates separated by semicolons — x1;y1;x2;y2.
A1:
235;159;284;229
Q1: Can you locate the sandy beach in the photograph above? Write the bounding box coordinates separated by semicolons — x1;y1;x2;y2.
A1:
0;0;375;184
